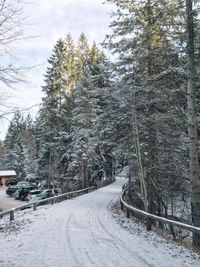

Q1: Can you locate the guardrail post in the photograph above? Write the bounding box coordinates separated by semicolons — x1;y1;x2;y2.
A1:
120;200;124;211
10;210;14;221
51;198;54;205
127;208;130;218
33;203;37;211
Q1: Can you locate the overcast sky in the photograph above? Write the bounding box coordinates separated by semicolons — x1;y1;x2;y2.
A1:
0;0;114;139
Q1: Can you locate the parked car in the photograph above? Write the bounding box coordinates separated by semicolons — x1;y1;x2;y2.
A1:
26;177;40;188
14;186;33;201
6;181;35;197
16;181;33;187
6;178;19;186
27;189;54;204
26;189;43;201
6;185;19;196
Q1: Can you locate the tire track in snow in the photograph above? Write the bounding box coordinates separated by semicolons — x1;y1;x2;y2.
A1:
90;188;158;267
84;209;101;266
64;207;99;267
96;198;166;267
86;190;137;267
65;213;83;267
88;207;117;267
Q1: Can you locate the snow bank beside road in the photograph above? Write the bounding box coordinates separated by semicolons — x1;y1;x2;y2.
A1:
0;177;199;267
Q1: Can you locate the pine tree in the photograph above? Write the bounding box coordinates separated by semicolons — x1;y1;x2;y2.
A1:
3;110;26;179
186;0;200;247
0;140;5;169
105;0;187;228
75;32;90;79
23;114;37;179
36;33;92;190
36;39;67;184
70;47;114;187
63;33;77;96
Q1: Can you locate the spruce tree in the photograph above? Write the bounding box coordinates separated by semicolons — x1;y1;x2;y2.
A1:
105;0;187;228
3;110;26;179
186;0;200;247
36;33;93;190
70;47;114;187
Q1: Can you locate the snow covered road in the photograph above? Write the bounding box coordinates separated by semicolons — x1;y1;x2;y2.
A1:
0;177;199;267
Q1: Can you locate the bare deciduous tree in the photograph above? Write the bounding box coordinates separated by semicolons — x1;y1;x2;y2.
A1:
0;0;26;85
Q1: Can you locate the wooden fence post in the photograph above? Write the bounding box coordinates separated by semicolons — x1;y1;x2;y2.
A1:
10;210;14;221
33;203;37;211
120;200;124;211
127;208;130;218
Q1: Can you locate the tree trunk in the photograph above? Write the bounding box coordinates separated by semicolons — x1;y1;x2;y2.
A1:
186;0;200;247
146;0;157;230
131;94;148;212
83;157;89;188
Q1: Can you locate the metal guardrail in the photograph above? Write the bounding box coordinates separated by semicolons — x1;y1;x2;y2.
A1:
120;188;200;234
0;186;95;221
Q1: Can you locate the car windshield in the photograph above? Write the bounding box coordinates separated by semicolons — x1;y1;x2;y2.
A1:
30;190;42;195
17;182;29;186
41;192;48;197
33;191;48;198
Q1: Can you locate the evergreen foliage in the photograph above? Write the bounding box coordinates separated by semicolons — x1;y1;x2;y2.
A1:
34;33;115;191
2;110;36;179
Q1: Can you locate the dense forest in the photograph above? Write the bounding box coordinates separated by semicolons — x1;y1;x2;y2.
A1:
1;0;200;247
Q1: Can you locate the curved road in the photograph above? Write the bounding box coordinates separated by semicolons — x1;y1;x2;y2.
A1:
0;178;197;267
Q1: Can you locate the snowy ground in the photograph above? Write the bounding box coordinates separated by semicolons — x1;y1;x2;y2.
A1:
0;187;23;210
0;177;199;267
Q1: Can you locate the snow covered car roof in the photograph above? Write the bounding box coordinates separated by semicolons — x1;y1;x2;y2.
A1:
0;170;16;177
